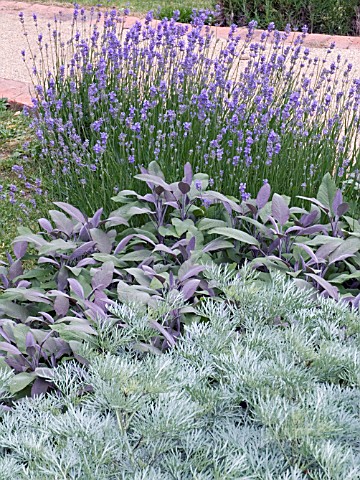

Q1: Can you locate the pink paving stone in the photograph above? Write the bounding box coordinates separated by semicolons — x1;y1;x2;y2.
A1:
0;78;32;108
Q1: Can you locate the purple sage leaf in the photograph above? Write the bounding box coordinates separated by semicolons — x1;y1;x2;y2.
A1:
89;208;103;227
13;241;28;260
31;377;51;397
181;279;201;300
0;342;22;356
149;320;176;347
179;265;205;282
305;273;339;300
38;218;53;233
53;202;86;224
332;189;343;215
92;261;114;291
69;241;97;261
54;295;70;317
183;163;193;184
271;194;290;226
256;183;271;209
336;202;349;217
68;279;85;299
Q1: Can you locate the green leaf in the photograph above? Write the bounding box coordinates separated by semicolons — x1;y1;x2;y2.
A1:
329;272;360;284
133;342;162;355
126;206;154;216
189;173;209;197
148;161;165;179
9;372;36;394
343;216;360;233
91;254;124;266
34;367;54;379
66;266;82;276
68;340;84;353
306;236;343;247
111;189;139;201
117;280;152;305
90;228;113;254
197;218;227;231
50;323;96;343
316;173;337;213
2;288;51;304
12;324;30;353
39;239;76;255
328;237;360;265
158;226;178;237
250;257;289;271
238;216;270;234
347;232;360;239
149;277;166;290
133;228;158;243
293;278;317;293
63;324;97;336
120;250;151;262
0;357;10;371
14;233;47;248
0;301;29;322
125;268;152;287
172;218;194;237
15;268;47;281
16;226;33;236
209;227;259;246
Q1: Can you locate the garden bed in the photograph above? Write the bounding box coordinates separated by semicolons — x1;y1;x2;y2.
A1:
0;5;359;478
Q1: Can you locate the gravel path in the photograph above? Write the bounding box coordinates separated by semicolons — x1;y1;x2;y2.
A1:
1;1;360;101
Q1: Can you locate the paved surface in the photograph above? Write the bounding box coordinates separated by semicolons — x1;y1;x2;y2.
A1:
1;0;360;107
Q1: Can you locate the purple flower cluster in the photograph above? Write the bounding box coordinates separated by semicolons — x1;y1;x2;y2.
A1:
20;5;360;212
0;160;45;211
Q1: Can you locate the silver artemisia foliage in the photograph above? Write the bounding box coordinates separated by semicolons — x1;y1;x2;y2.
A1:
0;267;359;479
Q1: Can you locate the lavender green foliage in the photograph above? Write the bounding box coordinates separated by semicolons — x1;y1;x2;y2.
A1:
19;6;360;214
0;268;359;478
216;0;360;36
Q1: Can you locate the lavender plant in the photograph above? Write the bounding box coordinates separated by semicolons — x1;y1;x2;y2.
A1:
20;6;360;215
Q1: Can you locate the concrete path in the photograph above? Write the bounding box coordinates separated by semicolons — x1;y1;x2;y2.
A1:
1;0;360;108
